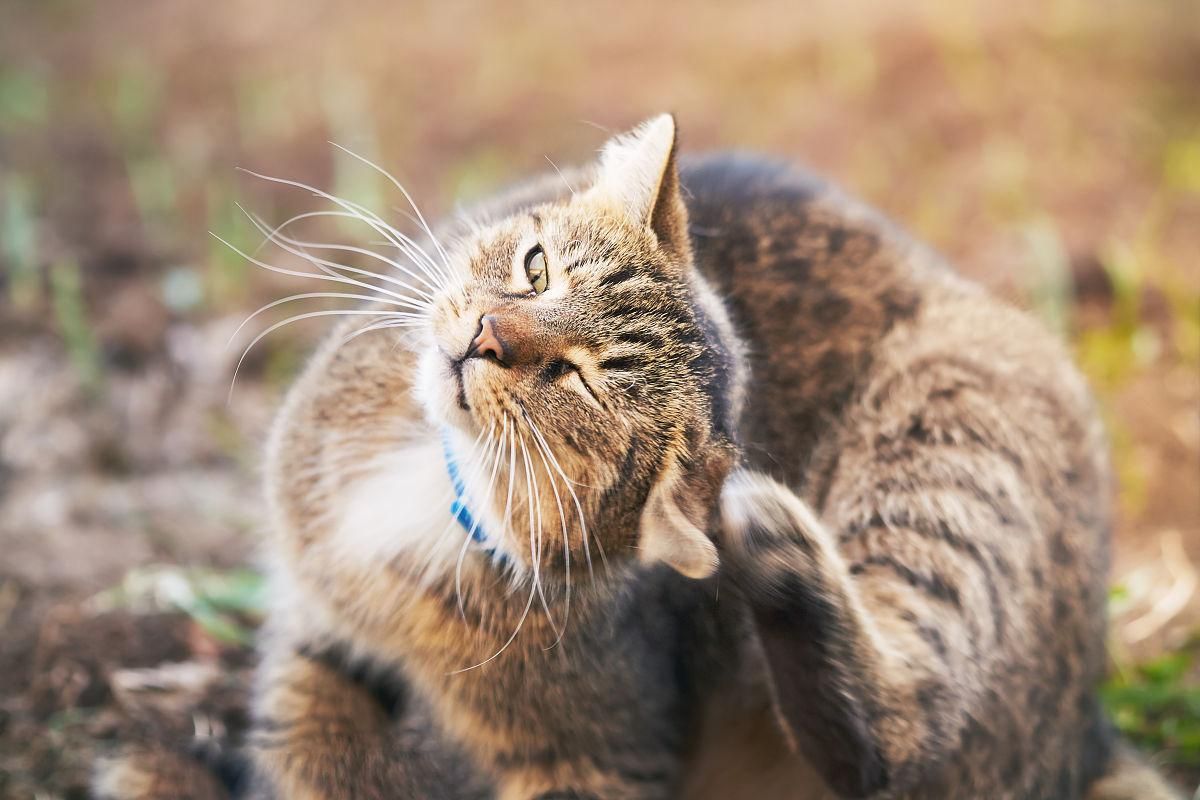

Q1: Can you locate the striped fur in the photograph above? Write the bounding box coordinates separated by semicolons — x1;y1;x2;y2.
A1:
97;116;1181;798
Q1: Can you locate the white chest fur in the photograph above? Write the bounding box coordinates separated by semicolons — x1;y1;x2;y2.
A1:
325;433;509;583
327;439;463;578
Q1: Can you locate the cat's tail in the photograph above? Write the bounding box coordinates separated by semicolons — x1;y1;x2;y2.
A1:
92;742;253;800
1088;743;1188;800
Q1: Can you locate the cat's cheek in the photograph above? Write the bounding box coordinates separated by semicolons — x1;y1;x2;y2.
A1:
566;370;604;411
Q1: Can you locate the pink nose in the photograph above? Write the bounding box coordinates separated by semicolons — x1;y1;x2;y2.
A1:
468;315;506;363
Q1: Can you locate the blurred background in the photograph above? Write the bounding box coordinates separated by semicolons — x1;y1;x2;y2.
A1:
0;0;1197;796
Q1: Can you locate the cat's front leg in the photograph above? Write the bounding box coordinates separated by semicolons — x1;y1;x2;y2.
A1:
718;469;974;799
251;640;489;800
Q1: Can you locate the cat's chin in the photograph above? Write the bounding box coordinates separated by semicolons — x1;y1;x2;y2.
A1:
414;349;475;436
415;355;515;447
431;402;476;438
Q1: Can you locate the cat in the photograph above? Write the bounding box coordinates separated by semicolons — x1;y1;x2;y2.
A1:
95;115;1181;799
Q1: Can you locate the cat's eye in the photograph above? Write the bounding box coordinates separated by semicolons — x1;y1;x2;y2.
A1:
524;245;548;294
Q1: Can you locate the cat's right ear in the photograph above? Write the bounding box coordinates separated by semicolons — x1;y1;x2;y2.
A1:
639;472;719;579
590;113;691;263
637;444;735;580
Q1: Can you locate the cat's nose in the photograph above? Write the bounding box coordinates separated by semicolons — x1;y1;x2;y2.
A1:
466;315;507;363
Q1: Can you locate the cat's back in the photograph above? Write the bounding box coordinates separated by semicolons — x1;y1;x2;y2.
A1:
681;154;1115;796
680;153;947;485
679;152;1104;501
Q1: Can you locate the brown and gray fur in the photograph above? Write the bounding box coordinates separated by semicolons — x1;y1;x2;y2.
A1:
95;116;1181;799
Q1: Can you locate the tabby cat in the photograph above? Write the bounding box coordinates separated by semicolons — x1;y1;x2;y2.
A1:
96;115;1181;799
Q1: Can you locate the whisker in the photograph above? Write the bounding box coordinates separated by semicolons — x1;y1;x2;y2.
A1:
517;426;560;641
211;231;421;310
544;155;577;197
338;317;430;347
447;568;537;675
316;192;449;291
500;421;518;555
522;412;605;574
227;309;401;402
456;418;505;620
529;421;572;647
228;292;424;350
446;419;542;674
240;207;436;305
254;209;442;298
336;194;453;290
237;168;449;291
413;424;492;587
327;142;454;276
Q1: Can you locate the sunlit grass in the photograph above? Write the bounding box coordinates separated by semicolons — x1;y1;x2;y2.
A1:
49;258;104;396
2;174;39;311
92;565;267;647
1104;643;1200;767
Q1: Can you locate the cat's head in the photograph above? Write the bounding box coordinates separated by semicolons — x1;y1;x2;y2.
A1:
416;115;742;582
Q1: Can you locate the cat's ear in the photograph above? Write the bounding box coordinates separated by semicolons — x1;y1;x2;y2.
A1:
638;444;734;579
592;113;691;262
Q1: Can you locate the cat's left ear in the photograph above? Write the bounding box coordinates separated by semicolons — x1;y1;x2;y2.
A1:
638;443;734;579
592;113;691;263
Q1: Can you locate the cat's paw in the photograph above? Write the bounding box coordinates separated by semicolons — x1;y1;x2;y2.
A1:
719;469;798;551
718;469;827;588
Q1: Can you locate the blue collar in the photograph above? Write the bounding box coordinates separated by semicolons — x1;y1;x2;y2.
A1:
441;433;505;564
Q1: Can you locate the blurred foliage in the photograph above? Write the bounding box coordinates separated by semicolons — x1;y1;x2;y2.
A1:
1105;642;1200;767
92;565;267;647
2;175;38;310
49;259;104;396
1022;218;1072;338
0;63;48;131
1076;243;1156;389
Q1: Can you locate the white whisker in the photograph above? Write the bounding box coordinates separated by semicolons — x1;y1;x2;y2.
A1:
336;194;453;289
228;293;423;350
254;209;442;298
411;424;492;587
227;309;401;401
327;142;454;276
237;168;449;291
240;206;436;305
544;155;576;197
447;418;541;675
211;231;421;310
523;412;604;574
456;418;505;620
517;426;560;641
529;420;572;647
338;317;430;347
447;569;537;675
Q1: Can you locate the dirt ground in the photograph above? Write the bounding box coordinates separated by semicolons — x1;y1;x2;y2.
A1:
1;1;1197;797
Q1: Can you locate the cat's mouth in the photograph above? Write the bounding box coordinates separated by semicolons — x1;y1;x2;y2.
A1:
447;353;507;423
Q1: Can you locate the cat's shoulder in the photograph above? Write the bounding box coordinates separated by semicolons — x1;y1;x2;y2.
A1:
680;152;828;205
